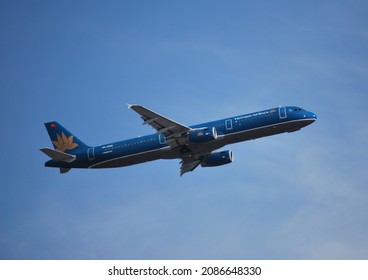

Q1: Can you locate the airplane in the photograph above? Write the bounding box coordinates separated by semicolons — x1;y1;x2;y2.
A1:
40;105;317;176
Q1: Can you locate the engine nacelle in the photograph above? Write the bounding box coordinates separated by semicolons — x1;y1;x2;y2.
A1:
188;127;217;143
201;150;234;167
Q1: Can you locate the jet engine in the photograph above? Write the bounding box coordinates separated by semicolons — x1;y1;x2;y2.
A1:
200;150;233;167
188;127;217;143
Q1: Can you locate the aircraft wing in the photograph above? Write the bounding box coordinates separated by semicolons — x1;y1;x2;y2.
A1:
128;104;191;147
180;157;201;176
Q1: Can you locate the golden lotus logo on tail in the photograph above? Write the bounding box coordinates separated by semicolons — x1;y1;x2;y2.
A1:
53;132;79;152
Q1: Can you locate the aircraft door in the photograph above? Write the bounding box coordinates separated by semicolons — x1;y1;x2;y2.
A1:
279;107;287;119
87;148;95;160
159;134;166;144
225;119;233;130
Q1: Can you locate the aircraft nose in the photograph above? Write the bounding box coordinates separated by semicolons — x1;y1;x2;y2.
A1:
309;112;317;121
303;111;317;121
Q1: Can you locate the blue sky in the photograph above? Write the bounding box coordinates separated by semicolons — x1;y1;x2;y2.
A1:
1;0;368;259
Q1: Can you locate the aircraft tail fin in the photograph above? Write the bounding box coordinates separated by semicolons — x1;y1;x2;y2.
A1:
44;121;90;154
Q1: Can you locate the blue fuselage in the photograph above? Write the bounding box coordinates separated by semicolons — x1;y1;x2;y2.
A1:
45;106;317;170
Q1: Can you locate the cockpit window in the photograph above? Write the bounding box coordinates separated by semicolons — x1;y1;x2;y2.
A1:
293;107;304;112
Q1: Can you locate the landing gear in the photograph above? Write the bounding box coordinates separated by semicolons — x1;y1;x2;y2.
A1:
180;145;192;155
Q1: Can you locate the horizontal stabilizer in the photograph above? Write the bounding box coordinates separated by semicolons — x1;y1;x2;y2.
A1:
40;147;76;163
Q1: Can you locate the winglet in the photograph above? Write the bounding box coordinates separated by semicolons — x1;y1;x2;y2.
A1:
127;103;138;110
